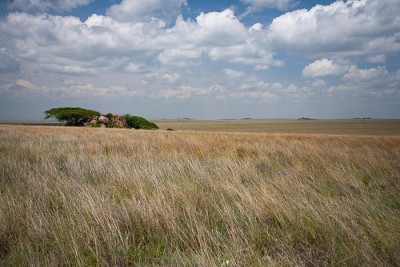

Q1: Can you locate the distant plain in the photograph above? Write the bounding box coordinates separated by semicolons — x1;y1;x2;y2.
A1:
2;119;399;136
155;119;400;135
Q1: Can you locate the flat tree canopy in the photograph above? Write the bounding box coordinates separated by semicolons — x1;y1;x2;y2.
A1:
44;107;100;126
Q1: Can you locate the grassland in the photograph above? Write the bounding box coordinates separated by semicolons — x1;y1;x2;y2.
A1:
155;119;400;135
0;125;399;266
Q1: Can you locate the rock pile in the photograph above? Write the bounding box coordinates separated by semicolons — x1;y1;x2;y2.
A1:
87;114;127;128
109;114;127;128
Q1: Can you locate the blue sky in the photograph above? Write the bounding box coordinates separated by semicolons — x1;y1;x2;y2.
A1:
0;0;399;120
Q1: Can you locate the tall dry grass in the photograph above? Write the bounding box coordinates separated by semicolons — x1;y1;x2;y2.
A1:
0;125;399;266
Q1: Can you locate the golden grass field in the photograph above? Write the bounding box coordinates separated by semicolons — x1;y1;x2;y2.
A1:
0;123;399;266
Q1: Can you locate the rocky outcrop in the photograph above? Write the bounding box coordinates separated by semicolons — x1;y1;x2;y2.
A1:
88;116;100;127
110;114;127;128
85;113;158;130
87;114;127;128
98;115;110;127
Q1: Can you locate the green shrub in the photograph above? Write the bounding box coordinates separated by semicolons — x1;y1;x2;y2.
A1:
105;113;113;120
88;121;101;128
124;114;159;130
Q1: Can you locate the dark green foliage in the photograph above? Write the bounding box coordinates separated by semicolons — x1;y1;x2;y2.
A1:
124;114;159;130
88;121;101;128
44;107;100;126
105;113;113;120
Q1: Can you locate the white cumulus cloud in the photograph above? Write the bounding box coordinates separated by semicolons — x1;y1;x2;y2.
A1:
269;0;400;57
209;42;278;70
343;65;388;82
161;10;248;48
249;23;263;32
303;58;348;78
326;66;400;98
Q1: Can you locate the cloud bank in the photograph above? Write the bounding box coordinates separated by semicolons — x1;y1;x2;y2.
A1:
0;0;399;119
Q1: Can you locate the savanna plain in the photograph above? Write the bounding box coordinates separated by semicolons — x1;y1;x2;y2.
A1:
0;120;399;266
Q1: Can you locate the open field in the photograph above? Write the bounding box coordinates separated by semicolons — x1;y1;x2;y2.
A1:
155;119;400;135
0;125;399;266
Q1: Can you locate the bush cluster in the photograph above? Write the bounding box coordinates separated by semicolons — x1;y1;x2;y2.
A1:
124;114;159;130
44;107;158;130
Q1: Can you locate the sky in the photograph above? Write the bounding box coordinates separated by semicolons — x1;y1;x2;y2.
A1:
0;0;399;120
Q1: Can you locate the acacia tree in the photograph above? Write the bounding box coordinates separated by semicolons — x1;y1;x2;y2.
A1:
44;107;100;126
